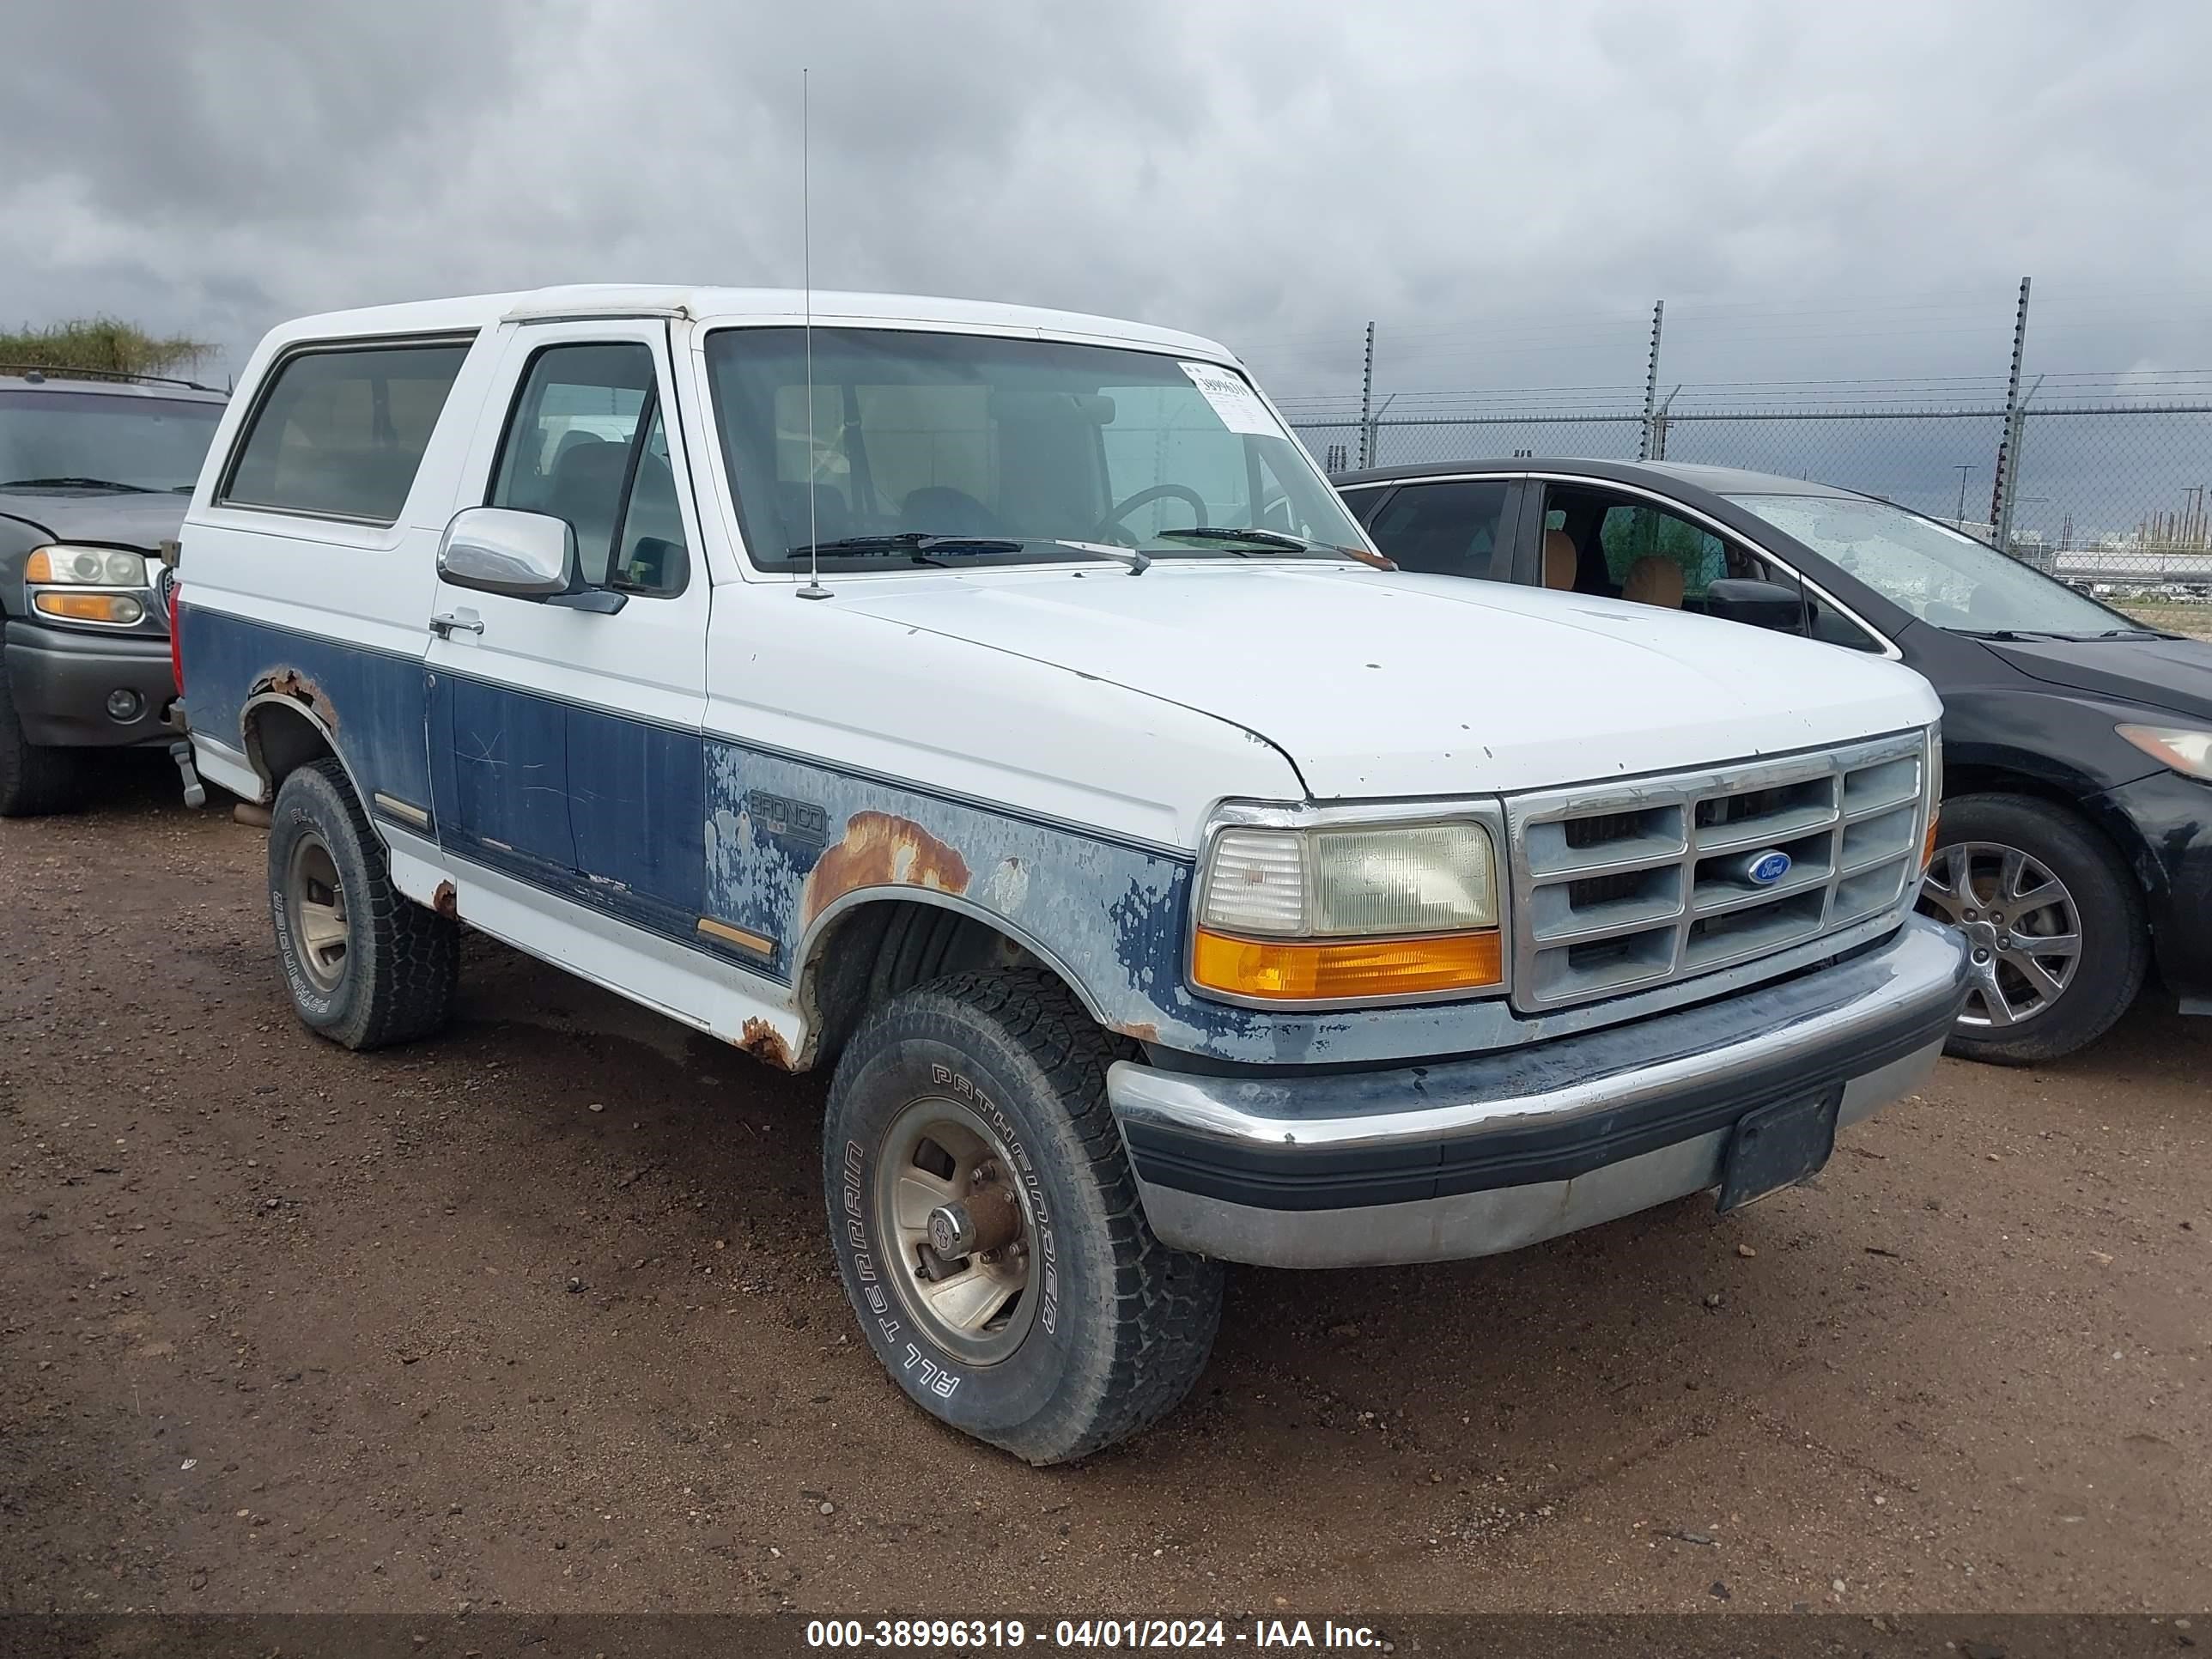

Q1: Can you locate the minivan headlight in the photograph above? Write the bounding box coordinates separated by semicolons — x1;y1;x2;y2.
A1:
2118;723;2212;781
26;545;154;588
1192;818;1502;1002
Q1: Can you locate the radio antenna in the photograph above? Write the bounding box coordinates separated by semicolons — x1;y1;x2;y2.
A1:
797;66;830;600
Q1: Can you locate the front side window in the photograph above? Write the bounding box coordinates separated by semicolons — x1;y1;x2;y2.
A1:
1733;493;2148;638
1364;480;1511;579
703;327;1366;570
489;342;687;595
1543;486;1882;650
222;340;469;522
0;389;224;495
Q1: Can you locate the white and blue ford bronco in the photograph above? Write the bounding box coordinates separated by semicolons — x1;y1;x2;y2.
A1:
173;286;1969;1462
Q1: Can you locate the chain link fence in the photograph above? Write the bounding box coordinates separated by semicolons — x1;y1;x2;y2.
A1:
1294;400;2212;638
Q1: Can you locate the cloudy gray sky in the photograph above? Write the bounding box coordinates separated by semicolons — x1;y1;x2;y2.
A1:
9;0;2211;418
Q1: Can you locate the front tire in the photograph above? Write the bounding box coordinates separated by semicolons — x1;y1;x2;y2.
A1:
268;757;459;1050
0;665;86;817
823;969;1224;1464
1917;793;2147;1064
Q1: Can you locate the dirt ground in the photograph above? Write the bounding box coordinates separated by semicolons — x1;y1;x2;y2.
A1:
3;762;2207;1620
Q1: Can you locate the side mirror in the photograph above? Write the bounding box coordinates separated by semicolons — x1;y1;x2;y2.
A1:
439;507;576;599
1705;577;1806;634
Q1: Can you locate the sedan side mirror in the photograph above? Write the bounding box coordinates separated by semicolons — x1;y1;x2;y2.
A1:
439;507;577;599
1705;577;1806;635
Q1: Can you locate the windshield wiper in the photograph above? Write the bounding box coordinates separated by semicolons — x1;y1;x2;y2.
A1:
1151;526;1323;554
786;532;1026;560
1957;627;2161;642
1146;526;1391;568
787;532;1154;574
0;476;155;493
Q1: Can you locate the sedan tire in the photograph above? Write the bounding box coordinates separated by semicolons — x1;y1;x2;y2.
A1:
1918;793;2147;1065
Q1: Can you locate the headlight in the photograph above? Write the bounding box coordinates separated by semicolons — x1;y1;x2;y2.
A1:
26;545;154;588
2118;723;2212;781
1193;817;1502;1002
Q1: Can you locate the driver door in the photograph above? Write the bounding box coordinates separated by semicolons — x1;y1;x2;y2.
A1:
424;319;710;937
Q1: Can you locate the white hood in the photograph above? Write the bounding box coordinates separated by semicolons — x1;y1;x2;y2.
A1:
830;562;1940;800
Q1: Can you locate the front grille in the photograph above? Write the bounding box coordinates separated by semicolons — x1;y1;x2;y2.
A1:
1505;732;1928;1011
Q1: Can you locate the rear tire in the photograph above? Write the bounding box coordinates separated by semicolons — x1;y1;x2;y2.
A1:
268;757;459;1050
1918;793;2147;1065
0;665;86;817
823;969;1224;1464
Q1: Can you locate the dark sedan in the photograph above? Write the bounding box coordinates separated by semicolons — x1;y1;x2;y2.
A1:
1334;457;2212;1064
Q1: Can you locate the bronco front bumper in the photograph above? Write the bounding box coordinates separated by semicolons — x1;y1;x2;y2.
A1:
1108;916;1971;1268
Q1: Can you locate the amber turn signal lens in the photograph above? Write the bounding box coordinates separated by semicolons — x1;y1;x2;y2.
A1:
1191;927;1503;1001
1922;813;1941;872
33;591;144;624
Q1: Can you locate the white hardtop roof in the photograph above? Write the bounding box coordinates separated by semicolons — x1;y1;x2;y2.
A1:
261;284;1241;365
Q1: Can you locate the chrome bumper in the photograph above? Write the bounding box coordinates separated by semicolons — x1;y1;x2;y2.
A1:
1108;916;1970;1268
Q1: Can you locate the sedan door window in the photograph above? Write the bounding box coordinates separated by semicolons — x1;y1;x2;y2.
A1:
1542;483;1887;649
1363;479;1511;579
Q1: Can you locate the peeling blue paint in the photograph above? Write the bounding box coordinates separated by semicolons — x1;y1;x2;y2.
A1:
185;611;1524;1069
178;607;432;811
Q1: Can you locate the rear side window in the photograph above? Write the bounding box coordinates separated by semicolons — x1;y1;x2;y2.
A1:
221;340;470;523
1597;501;1726;594
1364;480;1511;579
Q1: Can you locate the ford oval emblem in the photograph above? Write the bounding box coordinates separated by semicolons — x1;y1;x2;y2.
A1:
1747;850;1793;886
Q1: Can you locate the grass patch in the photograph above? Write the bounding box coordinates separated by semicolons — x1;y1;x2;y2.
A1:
1;317;216;381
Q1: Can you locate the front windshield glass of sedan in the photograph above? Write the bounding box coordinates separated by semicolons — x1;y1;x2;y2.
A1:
0;390;225;493
703;327;1367;569
1732;494;2148;637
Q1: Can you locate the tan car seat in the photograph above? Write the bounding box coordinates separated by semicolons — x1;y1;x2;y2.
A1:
1621;556;1686;609
1542;530;1578;590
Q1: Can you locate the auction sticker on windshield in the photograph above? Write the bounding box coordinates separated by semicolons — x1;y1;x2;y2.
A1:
1179;362;1280;435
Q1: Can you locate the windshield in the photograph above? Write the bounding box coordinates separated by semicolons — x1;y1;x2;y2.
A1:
703;327;1367;569
1732;493;2149;638
0;388;224;493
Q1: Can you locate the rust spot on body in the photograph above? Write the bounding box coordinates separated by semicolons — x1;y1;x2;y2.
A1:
1116;1020;1160;1044
799;811;971;927
736;1017;794;1070
257;668;338;732
432;881;458;920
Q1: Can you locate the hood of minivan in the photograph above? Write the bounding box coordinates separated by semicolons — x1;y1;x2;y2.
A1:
831;562;1940;799
1985;635;2212;725
0;488;187;550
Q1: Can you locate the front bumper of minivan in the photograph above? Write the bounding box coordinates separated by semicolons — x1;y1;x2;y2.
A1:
1108;915;1970;1268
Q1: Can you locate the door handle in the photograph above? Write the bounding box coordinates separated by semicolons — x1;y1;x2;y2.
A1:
429;613;484;638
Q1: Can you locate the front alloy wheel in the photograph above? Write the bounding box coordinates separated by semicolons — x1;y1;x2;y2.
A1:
1913;793;2148;1065
1918;840;2081;1029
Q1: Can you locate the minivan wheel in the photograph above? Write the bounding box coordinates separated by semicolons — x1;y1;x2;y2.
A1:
1917;793;2147;1065
268;757;459;1050
0;667;86;817
823;969;1224;1464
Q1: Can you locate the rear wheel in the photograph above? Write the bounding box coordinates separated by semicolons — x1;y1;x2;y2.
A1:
1917;793;2147;1064
0;666;86;817
268;757;459;1049
823;969;1223;1464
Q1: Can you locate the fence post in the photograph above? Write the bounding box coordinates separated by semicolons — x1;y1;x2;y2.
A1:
1639;300;1665;460
1357;321;1375;470
1990;277;2032;551
1365;393;1395;468
1993;375;2041;562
